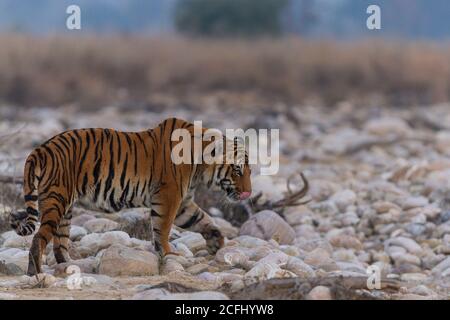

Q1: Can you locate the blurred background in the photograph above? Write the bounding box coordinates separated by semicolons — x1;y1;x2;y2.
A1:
0;0;449;109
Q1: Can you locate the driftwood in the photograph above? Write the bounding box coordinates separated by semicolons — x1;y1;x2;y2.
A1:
226;276;401;300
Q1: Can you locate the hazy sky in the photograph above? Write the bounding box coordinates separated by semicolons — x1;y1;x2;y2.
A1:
0;0;448;39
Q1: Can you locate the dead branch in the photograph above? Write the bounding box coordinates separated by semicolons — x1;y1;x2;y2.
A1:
247;172;310;215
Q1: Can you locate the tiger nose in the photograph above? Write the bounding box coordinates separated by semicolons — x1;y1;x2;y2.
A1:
239;192;251;200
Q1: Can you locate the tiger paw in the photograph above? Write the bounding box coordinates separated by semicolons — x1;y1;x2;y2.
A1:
202;226;224;255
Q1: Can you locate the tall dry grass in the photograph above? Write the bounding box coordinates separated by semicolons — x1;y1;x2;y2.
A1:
0;34;449;108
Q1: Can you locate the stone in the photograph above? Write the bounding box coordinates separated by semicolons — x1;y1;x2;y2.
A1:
83;218;119;233
0;248;29;273
391;252;421;266
284;206;314;226
330;190;357;212
161;257;185;275
1;232;33;249
285;257;315;277
213;217;238;239
79;231;132;254
398;196;429;210
232;235;269;248
98;244;159;276
385;237;423;256
172;232;206;253
364;117;411;137
0;261;24;276
329;234;363;251
215;246;250;268
239;210;295;245
53;257;99;277
400;273;428;282
0;293;17;300
71;213;96;226
70;225;88;241
186;263;210;275
373;201;401;214
306;286;332;300
244;262;296;280
132;289;229;300
174;242;194;257
431;256;450;274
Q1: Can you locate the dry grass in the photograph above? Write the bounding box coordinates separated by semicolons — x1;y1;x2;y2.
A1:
0;34;449;108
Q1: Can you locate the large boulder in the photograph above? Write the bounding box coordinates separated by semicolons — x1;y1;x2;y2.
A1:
239;210;295;245
83;218;119;233
98;244;159;276
78;231;132;255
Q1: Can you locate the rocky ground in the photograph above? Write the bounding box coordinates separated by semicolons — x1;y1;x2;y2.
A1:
1;102;450;300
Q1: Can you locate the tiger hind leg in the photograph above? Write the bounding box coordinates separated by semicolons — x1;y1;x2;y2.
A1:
53;208;73;264
27;197;66;276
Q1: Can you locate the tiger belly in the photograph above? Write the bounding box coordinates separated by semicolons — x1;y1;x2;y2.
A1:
77;185;152;213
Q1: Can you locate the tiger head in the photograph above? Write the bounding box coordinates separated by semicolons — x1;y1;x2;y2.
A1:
207;137;252;202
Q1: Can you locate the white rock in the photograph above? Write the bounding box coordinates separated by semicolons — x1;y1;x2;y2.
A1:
385;237;423;256
172;232;206;253
321;128;370;155
336;261;366;274
398;196;429;210
0;248;29;273
285;257;315;277
239;210;295;245
231;235;268;248
53;257;99;277
83;218;119;233
161;257;185;275
2;232;33;249
245;262;296;280
79;231;131;254
306;286;332;300
284;206;314;226
330;190;357;212
0;292;17;300
431;256;450;274
133;289;229;300
69;226;88;241
216;246;250;267
258;251;290;266
364;117;410;137
71;214;96;226
25;273;57;288
391;252;421;266
98;244;159;276
328;234;363;251
174;242;194;257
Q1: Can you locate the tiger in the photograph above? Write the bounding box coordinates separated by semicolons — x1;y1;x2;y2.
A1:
10;117;252;276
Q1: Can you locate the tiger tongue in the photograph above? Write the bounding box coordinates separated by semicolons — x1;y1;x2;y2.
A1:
239;192;251;200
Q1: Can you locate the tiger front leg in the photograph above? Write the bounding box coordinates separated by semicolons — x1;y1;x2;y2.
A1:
175;201;224;254
149;196;182;257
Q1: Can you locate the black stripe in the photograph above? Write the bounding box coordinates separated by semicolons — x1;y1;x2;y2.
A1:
24;195;38;202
